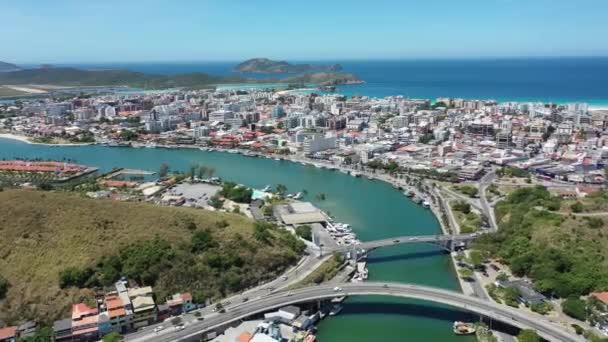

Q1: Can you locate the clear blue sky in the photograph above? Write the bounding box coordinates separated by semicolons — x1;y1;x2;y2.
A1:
2;0;608;63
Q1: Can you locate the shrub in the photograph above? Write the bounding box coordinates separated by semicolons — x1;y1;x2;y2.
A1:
571;202;584;213
295;225;312;241
0;275;9;299
561;297;587;321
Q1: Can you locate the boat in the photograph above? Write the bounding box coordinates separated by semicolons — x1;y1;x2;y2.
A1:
293;192;303;200
329;305;343;316
453;322;476;335
351;172;361;177
262;185;272;192
274;157;281;161
367;176;374;180
145;142;157;148
404;190;414;197
412;196;422;204
422;200;431;208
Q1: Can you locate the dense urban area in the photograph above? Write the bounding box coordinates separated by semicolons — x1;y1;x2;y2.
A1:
2;86;608;342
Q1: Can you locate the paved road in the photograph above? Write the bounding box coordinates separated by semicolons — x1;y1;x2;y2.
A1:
479;170;499;232
141;282;582;342
124;248;326;341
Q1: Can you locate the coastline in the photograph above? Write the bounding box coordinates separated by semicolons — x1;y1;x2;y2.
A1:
0;133;95;146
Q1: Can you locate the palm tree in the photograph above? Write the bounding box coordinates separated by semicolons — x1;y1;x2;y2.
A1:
276;184;287;196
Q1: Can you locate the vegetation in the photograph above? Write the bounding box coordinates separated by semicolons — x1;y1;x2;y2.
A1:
101;332;122;342
219;182;253;203
497;166;529;178
0;189;304;324
451;201;482;233
517;329;540;342
0;66;360;90
295;225;313;241
473;186;607;298
0;275;8;300
561;297;588;321
454;185;479;198
16;326;53;342
292;254;344;288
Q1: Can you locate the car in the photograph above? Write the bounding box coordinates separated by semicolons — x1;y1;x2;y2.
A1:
393;239;400;243
153;326;165;333
175;324;185;331
382;284;389;288
282;275;288;280
285;292;293;297
242;297;249;302
409;237;418;241
490;264;500;271
333;286;342;292
197;316;205;321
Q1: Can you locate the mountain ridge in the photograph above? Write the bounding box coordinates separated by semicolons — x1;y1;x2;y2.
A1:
234;58;342;73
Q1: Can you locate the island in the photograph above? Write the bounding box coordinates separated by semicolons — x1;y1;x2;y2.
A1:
0;65;362;92
233;58;342;73
0;61;21;73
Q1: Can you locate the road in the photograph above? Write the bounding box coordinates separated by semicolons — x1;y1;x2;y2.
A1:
124;248;326;341
479;170;498;232
140;282;582;342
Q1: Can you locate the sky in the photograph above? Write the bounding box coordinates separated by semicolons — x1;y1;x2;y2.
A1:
2;0;608;63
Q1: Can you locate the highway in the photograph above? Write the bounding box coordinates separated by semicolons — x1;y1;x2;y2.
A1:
328;233;478;253
140;282;583;342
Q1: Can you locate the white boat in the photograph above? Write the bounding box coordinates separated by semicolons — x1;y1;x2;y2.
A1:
293;192;303;199
262;185;272;192
286;193;294;198
351;172;361;177
274;158;281;161
422;200;431;208
145;142;157;148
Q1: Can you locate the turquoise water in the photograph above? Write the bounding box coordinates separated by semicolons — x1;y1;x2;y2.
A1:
57;58;608;105
0;139;473;341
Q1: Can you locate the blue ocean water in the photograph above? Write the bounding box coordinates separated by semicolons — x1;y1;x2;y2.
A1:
42;58;608;105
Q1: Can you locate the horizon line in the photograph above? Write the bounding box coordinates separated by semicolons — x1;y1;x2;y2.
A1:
11;55;608;65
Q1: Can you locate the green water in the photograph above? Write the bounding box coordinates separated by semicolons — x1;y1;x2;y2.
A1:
0;139;474;341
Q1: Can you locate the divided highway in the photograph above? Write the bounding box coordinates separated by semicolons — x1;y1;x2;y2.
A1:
144;282;583;342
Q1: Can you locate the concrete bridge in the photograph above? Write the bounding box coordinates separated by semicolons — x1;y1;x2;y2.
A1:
144;282;582;342
326;233;479;254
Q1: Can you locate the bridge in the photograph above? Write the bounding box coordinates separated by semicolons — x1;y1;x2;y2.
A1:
144;282;582;342
326;233;479;254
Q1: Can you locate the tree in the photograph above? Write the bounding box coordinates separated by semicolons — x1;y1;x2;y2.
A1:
198;166;208;179
170;316;182;326
207;167;216;178
517;329;540;342
159;163;170;178
571;202;584;213
0;275;9;299
295;225;312;241
467;250;485;269
19;327;54;342
208;194;224;209
102;332;122;342
458;268;474;279
191;229;216;253
275;184;287;196
561;297;588;321
315;193;326;201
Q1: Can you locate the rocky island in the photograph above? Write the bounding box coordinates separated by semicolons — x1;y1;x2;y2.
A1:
234;58;342;73
0;61;21;73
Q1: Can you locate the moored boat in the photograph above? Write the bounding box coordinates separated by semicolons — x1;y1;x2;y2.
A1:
453;322;476;335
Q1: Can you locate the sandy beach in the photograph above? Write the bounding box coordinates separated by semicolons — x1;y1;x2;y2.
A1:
0;133;94;146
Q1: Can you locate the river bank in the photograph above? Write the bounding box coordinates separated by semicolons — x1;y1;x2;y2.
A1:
0;137;475;342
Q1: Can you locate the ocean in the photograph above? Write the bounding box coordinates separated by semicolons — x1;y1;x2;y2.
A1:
51;57;608;106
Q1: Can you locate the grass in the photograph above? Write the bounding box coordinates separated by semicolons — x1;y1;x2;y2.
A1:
0;86;28;97
289;254;345;289
0;189;302;324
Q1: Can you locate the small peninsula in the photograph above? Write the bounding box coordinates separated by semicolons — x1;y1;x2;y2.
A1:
0;61;21;73
234;58;342;73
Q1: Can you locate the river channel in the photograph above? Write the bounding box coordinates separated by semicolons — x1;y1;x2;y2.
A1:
0;138;474;341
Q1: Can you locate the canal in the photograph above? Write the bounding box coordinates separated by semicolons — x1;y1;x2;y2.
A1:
0;138;474;341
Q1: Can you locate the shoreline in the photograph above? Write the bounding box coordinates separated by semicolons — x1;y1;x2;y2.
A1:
0;133;95;146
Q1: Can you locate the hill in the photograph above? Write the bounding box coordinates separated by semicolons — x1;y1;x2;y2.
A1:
0;66;360;89
474;186;608;298
234;58;342;73
0;189;304;324
0;62;21;73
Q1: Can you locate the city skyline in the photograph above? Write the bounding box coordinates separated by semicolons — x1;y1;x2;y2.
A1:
2;0;608;63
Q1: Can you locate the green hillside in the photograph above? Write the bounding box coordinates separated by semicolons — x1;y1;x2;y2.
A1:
0;189;304;324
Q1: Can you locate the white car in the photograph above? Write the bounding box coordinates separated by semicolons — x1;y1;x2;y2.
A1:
153;326;165;333
333;286;342;292
175;324;185;331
